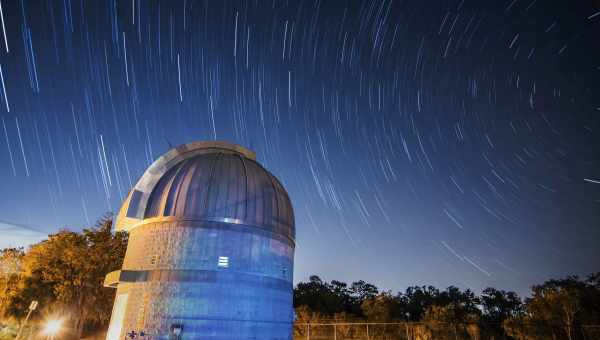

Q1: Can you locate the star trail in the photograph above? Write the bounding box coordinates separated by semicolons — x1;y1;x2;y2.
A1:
0;0;598;297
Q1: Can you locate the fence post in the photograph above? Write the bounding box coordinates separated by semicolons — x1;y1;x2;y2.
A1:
366;323;370;340
307;323;310;340
334;323;337;340
405;323;410;340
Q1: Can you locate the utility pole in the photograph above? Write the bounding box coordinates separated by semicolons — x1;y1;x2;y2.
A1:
15;300;38;340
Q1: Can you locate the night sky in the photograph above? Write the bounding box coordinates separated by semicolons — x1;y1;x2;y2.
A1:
0;0;599;297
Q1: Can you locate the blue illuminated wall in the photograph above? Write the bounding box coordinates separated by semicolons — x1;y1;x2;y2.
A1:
109;220;294;339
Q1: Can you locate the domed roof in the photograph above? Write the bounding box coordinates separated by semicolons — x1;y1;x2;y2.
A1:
115;141;294;242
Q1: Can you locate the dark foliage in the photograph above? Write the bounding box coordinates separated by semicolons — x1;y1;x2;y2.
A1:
294;272;600;338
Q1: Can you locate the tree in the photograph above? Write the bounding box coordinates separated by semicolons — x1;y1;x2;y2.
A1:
1;246;55;323
422;304;473;340
402;286;439;321
361;292;397;321
436;286;480;321
329;280;354;313
480;287;522;324
349;280;379;301
294;275;341;315
504;274;600;340
0;216;127;339
294;304;323;323
584;273;600;324
0;248;23;275
0;248;25;320
293;276;381;317
293;305;324;338
423;304;464;324
527;280;581;340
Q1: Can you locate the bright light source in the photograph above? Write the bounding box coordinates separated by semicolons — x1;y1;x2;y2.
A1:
43;319;63;336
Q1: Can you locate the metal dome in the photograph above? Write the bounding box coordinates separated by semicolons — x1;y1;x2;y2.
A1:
116;141;295;243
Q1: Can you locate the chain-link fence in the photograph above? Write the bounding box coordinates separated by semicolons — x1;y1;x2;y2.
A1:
294;322;600;340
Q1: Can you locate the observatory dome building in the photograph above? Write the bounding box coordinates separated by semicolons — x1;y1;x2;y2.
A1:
104;141;295;340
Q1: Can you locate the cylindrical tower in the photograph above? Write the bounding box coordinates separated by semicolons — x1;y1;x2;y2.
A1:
104;141;295;340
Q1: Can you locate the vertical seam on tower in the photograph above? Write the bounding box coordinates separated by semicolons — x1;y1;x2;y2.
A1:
203;152;222;217
239;154;248;221
182;157;202;217
143;159;186;218
171;158;197;217
265;168;281;233
159;159;188;217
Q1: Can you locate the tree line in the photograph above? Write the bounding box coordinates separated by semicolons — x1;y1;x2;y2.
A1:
293;274;600;339
0;216;599;339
